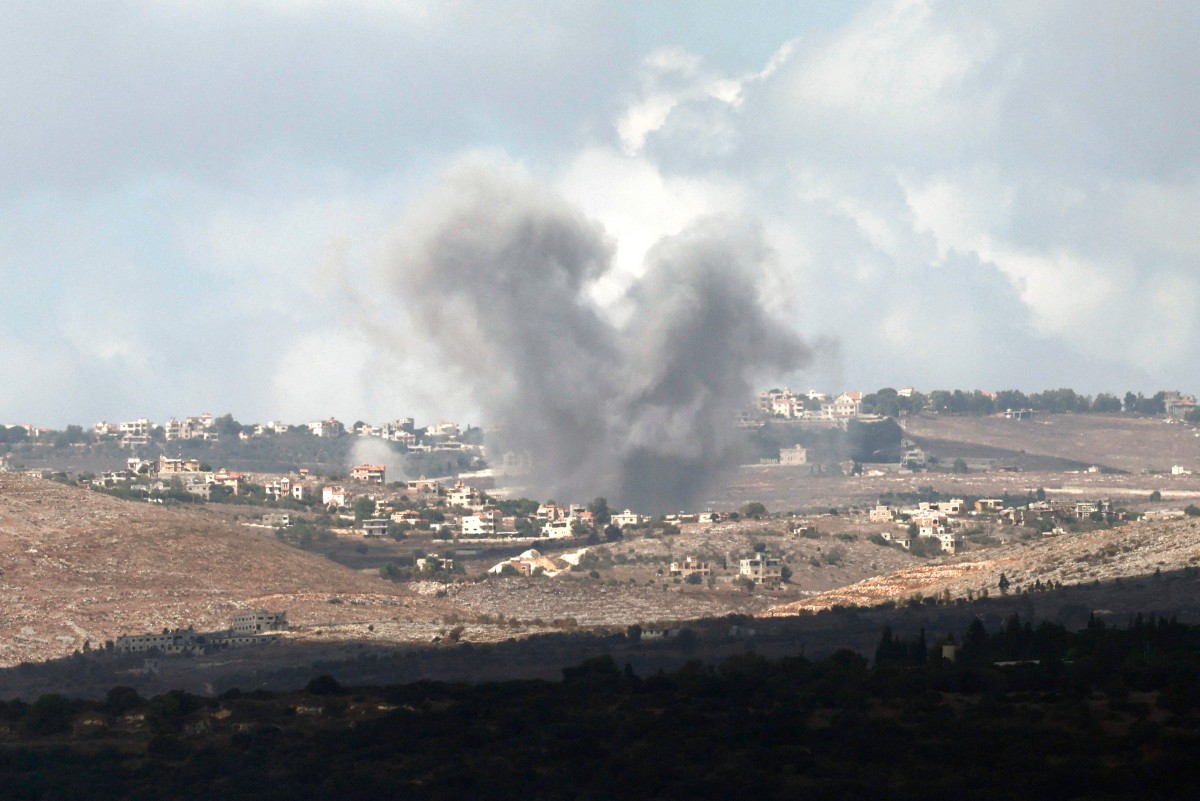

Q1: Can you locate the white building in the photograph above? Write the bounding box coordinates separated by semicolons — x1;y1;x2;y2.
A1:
542;519;577;538
461;510;503;537
611;509;647;527
780;446;808;466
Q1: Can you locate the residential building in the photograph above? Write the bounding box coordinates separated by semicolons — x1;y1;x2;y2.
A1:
869;505;896;523
211;470;243;495
307;417;345;438
351;464;386;484
406;477;441;495
115;629;203;654
362;518;390;538
322;486;354;508
1165;391;1198;418
830;392;863;418
447;481;483;509
780;446;808;466
429;421;461;438
158;455;202;475
542;519;577;538
611;509;647;527
739;552;783;587
264;477;293;501
231;610;288;635
669;556;712;579
461;509;503;537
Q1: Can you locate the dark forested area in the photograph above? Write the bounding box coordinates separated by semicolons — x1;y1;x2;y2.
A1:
5;615;1200;800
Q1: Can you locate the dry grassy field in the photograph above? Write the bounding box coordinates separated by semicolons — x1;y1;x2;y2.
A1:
903;412;1200;473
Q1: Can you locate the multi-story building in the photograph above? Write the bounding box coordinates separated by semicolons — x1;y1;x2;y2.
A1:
351;464;386;484
739;553;783;587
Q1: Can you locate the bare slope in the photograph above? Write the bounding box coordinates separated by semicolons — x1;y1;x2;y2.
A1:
763;517;1200;615
902;413;1200;473
0;474;449;666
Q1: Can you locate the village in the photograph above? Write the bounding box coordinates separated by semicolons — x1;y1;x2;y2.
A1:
4;388;1200;614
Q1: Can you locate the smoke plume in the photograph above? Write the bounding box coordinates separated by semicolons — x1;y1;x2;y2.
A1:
348;437;407;484
384;157;809;512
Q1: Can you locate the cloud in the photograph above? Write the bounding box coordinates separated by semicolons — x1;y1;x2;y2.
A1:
617;0;1200;393
3;0;1199;435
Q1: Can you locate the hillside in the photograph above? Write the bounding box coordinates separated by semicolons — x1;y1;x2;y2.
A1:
0;474;452;666
763;516;1200;615
902;413;1200;473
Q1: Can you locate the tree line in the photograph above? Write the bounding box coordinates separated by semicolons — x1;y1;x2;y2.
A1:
861;386;1198;419
5;614;1200;799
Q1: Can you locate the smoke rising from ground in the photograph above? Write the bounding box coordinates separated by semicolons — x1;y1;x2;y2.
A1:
349;437;407;483
384;157;809;512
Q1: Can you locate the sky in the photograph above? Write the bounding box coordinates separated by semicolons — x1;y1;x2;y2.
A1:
2;0;1198;428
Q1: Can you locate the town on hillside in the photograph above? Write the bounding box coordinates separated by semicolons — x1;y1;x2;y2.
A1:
1;386;1199;602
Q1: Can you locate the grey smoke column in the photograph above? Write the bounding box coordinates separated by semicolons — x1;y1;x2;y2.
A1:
387;157;809;512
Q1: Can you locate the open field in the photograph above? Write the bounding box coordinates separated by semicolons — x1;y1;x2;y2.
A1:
709;465;1200;513
903;412;1200;473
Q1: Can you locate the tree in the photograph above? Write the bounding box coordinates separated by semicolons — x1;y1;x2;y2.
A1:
742;502;768;519
353;496;376;522
998;572;1011;595
0;424;28;444
951;458;968;474
212;413;243;437
53;424;87;448
587;497;612;526
1150;490;1162;502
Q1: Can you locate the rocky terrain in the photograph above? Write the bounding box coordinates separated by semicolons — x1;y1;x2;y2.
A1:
763;516;1200;615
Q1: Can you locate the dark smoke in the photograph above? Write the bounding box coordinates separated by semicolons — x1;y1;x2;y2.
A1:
386;157;809;513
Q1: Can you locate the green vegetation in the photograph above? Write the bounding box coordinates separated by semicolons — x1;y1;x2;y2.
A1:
5;615;1200;798
859;386;1191;418
741;502;767;519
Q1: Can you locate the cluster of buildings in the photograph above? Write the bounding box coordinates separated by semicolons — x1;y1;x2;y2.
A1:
90;412;482;455
92;454;245;501
665;552;784;589
869;499;968;554
756;388;876;421
866;494;1130;554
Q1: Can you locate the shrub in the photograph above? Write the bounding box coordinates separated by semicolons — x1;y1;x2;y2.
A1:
821;545;847;565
